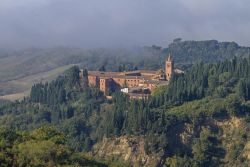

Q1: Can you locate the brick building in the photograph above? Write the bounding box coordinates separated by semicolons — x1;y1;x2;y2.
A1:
80;54;183;96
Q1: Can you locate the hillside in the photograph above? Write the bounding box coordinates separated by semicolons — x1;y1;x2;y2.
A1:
1;39;250;100
0;47;160;99
0;56;250;166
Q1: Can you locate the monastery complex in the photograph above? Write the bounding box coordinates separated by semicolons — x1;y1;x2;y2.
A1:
80;54;183;98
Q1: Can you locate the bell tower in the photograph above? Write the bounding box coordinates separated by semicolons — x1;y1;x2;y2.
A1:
165;54;174;81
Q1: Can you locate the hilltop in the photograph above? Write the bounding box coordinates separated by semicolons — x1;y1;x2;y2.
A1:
1;39;250;100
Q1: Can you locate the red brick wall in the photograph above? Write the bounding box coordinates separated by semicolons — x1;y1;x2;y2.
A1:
100;78;108;93
88;75;98;86
112;78;126;87
125;78;140;87
87;73;158;93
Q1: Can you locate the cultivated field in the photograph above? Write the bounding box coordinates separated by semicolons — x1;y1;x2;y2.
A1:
0;65;73;101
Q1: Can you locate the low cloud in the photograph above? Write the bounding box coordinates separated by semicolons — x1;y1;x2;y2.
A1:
0;0;250;48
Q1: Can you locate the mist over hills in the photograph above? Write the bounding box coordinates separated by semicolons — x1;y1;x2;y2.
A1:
0;39;250;98
1;1;250;166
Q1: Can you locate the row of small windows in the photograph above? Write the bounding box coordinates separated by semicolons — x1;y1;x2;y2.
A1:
126;79;139;82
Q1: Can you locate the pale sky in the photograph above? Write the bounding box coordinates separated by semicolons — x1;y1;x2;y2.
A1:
0;0;249;48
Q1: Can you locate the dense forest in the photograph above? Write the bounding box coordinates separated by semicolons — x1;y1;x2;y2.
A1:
0;51;250;166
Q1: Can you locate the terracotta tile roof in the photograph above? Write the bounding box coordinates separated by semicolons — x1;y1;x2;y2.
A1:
88;70;157;79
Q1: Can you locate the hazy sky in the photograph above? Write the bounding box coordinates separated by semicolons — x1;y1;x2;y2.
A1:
0;0;250;48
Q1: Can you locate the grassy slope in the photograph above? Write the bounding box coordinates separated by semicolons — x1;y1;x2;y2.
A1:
0;65;73;101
